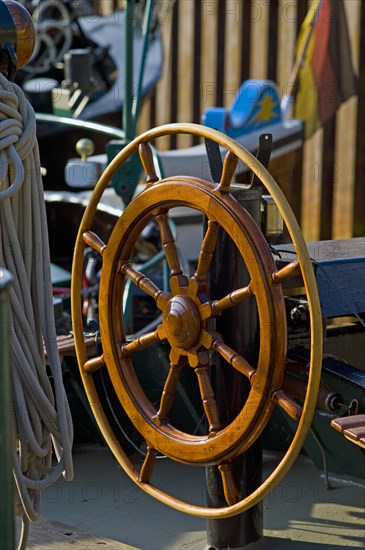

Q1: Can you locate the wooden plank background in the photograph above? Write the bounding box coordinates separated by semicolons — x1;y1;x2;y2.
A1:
104;0;365;242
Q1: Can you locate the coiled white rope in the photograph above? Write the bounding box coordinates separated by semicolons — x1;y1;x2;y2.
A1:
0;72;74;549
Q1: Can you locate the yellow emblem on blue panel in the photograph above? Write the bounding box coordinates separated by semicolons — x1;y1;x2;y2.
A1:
251;93;277;124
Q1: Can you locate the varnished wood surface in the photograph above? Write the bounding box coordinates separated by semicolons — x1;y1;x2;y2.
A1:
71;123;323;518
274;237;365;318
331;414;365;449
275;237;365;262
44;334;99;358
98;175;288;466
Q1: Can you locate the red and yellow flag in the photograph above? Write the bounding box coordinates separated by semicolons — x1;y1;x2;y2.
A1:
294;0;357;138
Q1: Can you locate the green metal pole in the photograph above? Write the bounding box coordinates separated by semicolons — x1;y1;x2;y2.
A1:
0;268;14;550
108;1;158;204
123;0;135;141
131;0;154;137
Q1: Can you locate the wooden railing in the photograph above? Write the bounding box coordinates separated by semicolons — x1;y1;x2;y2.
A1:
107;0;365;242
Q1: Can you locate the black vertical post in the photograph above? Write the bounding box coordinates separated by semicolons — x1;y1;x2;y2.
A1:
206;186;263;549
169;0;179;151
215;0;226;108
320;117;336;240
267;0;279;82
353;0;365;237
0;269;14;550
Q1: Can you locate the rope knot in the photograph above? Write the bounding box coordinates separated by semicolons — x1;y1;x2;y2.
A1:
0;73;37;199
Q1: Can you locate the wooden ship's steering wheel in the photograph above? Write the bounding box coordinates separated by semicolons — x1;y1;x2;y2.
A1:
71;123;322;518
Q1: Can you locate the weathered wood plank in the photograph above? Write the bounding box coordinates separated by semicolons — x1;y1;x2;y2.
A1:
200;0;219;120
107;1;360;241
331;414;365;448
224;0;243;110
274;237;365;318
25;517;137;549
177;0;195;149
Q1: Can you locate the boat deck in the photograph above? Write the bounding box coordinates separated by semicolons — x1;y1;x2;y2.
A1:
24;445;365;549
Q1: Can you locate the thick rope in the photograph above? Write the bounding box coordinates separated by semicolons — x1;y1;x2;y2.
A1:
0;72;74;549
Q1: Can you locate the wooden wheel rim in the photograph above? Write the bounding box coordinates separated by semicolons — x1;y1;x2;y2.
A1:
71;123;322;517
98;178;286;464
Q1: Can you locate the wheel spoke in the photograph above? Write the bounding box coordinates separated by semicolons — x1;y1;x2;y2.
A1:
204;332;256;380
120;328;164;357
200;284;253;320
156;357;186;422
120;262;168;309
155;212;188;291
83;355;105;373
216;150;238;193
194;362;221;433
139;142;159;185
218;462;239;505
272;389;302;421
189;221;219;294
83;231;106;255
139;445;158;483
272;260;301;284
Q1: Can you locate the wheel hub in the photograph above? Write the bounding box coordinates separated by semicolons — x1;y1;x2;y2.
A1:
163;295;201;350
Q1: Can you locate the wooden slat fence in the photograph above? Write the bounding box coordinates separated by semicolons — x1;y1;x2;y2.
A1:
106;0;365;242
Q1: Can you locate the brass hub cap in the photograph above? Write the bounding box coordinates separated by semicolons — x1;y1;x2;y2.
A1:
163;295;201;350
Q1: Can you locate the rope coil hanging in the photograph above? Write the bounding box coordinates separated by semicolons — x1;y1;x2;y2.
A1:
0;72;74;548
